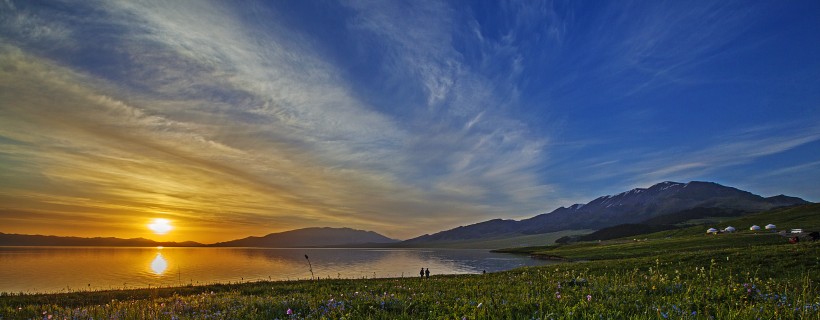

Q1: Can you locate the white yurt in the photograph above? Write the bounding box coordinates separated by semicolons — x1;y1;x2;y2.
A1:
706;228;718;234
765;224;776;230
724;226;736;233
750;225;761;231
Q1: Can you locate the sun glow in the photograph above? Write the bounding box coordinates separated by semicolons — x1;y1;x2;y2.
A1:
148;218;173;235
150;253;168;275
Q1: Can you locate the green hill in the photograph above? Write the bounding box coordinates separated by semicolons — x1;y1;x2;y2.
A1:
650;203;820;239
711;203;820;231
496;203;820;261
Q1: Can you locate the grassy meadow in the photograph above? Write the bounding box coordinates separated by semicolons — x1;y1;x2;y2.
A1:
2;204;819;319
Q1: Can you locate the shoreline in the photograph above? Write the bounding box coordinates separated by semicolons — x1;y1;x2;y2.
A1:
2;243;818;319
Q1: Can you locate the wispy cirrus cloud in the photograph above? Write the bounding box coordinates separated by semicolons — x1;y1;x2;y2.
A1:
0;0;557;241
564;123;820;193
342;0;556;206
2;0;817;242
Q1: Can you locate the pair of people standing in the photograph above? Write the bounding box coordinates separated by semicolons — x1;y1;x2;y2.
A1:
419;267;430;279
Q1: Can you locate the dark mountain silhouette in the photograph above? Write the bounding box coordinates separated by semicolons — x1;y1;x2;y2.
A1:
404;181;809;245
0;233;202;247
211;227;398;247
1;227;396;248
402;219;519;244
2;181;808;248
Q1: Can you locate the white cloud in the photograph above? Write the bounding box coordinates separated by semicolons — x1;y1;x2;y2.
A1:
342;0;553;209
0;0;561;240
0;2;74;47
607;125;820;187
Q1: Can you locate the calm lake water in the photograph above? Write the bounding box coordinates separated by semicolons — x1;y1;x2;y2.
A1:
0;247;555;293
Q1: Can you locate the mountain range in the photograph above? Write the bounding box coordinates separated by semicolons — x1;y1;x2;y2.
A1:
403;181;808;244
0;233;203;247
0;227;397;248
210;227;398;247
1;181;809;248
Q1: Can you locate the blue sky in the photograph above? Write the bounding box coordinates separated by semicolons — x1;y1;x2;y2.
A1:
0;0;818;241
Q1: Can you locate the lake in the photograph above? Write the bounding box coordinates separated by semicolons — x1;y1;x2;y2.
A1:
0;247;555;293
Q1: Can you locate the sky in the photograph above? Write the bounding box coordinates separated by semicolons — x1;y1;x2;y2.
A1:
1;0;819;243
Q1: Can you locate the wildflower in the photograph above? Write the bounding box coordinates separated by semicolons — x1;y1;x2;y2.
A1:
477;303;483;308
286;308;293;315
586;294;592;302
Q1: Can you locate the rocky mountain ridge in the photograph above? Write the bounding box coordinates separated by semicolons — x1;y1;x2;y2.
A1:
404;181;809;244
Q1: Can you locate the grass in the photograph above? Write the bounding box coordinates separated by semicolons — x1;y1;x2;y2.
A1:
2;204;818;319
2;241;819;319
496;204;820;261
516;232;786;261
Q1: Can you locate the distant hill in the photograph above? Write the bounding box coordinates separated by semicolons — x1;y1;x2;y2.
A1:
0;227;397;248
556;207;750;243
688;203;820;235
211;227;398;247
401;219;519;244
640;207;750;225
403;181;809;246
519;181;808;233
0;233;203;247
556;224;680;244
569;203;820;243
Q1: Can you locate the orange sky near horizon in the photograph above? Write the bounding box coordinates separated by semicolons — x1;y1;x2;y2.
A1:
0;51;491;243
0;48;532;242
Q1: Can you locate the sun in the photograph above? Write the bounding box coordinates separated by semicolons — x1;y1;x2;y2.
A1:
148;218;173;235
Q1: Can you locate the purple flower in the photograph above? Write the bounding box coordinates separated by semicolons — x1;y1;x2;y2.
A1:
286;308;293;315
586;294;592;302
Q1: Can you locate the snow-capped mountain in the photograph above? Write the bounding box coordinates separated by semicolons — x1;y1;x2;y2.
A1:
518;181;804;234
404;181;809;243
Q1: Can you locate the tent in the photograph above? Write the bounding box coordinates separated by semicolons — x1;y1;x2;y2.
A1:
765;224;776;230
706;228;718;234
724;226;736;233
750;225;761;231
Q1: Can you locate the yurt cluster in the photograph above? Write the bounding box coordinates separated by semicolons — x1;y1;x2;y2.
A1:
706;223;777;234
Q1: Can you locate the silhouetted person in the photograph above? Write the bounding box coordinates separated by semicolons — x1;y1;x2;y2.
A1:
483;270;486;274
425;268;430;278
420;268;424;279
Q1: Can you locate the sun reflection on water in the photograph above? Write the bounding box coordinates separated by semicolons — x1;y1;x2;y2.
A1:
151;253;168;275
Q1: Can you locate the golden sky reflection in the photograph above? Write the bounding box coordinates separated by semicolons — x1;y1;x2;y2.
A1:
150;252;168;275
